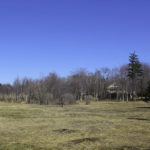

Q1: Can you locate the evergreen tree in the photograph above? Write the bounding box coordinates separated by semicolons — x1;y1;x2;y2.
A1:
128;52;143;100
146;80;150;99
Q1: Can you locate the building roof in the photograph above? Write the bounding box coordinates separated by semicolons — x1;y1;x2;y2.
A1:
107;83;119;89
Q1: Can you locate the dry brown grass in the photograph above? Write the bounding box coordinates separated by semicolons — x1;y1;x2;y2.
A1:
0;101;150;150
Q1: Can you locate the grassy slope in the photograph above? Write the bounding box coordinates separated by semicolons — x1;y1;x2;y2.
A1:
0;101;150;150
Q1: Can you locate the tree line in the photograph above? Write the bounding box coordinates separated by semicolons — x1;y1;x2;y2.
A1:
0;52;150;105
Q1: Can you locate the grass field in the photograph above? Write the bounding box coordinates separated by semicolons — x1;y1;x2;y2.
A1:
0;101;150;150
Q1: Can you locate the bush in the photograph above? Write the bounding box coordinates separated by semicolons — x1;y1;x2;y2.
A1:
61;93;76;105
85;95;93;105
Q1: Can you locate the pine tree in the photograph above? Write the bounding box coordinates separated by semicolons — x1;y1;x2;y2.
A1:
146;80;150;99
128;52;143;100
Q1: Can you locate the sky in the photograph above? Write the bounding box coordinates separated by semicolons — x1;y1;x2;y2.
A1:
0;0;150;84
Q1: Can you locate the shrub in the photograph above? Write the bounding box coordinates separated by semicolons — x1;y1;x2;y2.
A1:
85;95;93;105
61;93;76;106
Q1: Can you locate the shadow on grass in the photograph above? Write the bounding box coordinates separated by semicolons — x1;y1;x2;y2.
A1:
136;107;150;109
117;146;145;150
128;118;150;121
53;128;78;134
68;137;99;144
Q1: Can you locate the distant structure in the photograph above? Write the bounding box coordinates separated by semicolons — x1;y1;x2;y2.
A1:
107;83;120;100
107;82;137;101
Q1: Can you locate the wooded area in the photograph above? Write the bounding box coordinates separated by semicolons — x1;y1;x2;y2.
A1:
0;52;150;105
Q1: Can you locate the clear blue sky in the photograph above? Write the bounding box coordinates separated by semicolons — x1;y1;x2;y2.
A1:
0;0;150;84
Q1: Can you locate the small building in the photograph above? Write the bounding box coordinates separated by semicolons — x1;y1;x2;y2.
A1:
107;83;121;100
107;83;136;101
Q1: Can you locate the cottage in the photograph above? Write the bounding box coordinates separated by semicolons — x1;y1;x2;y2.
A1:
107;83;120;100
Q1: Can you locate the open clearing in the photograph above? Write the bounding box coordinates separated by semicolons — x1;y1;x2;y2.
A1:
0;101;150;150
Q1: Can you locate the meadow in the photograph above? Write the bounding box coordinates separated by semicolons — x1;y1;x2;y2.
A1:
0;101;150;150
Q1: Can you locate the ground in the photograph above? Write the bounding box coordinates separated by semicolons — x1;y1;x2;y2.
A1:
0;101;150;150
